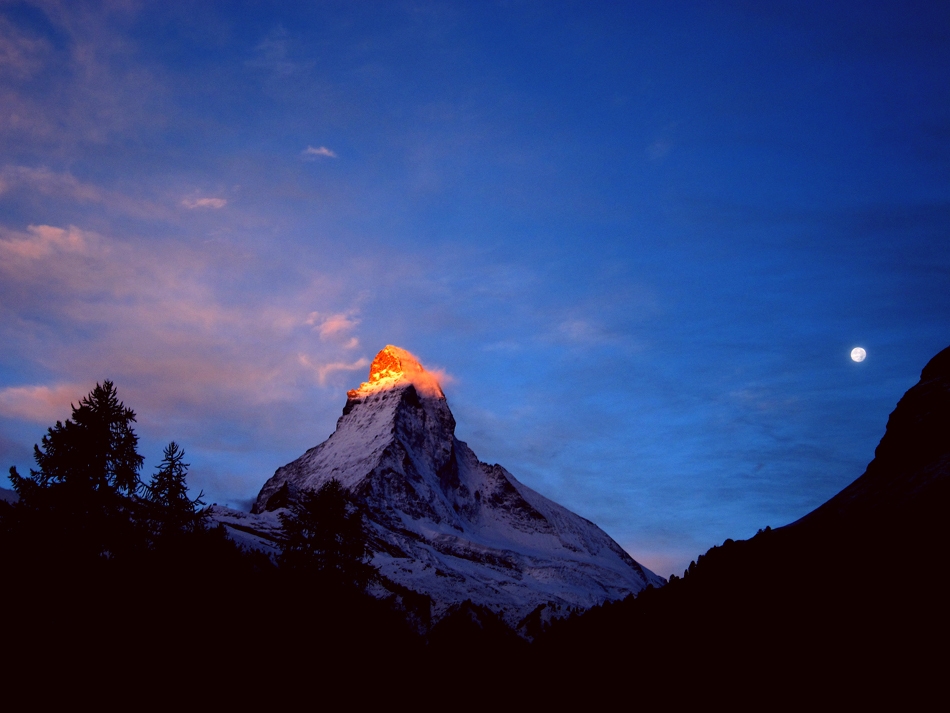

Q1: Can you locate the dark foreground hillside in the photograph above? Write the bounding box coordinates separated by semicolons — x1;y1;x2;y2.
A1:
534;345;950;703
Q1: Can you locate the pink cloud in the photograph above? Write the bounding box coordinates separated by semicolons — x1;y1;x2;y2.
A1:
0;384;82;424
299;355;371;386
0;165;169;219
0;16;51;80
182;196;227;209
0;224;91;260
306;311;360;342
320;315;357;338
0;220;376;453
0;166;104;202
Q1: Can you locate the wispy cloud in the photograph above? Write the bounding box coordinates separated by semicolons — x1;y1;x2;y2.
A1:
0;165;168;219
554;316;645;352
0;4;169;147
0;384;83;424
558;318;605;343
299;355;370;386
0;221;370;443
0;224;91;260
302;145;337;159
246;26;310;77
306;311;359;342
182;196;227;209
0;166;101;202
0;16;51;80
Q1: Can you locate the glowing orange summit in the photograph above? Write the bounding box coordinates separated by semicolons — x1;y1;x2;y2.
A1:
347;345;445;399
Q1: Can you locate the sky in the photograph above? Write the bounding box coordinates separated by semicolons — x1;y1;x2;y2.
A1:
1;0;948;578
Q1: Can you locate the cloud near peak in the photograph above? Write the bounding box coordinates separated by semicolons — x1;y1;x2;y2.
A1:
299;355;370;386
306;311;360;345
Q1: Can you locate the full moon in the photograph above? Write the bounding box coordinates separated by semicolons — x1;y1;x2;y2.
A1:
851;347;867;362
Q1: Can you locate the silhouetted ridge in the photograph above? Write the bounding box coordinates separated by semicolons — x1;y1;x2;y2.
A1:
920;343;950;381
535;344;950;704
790;342;950;531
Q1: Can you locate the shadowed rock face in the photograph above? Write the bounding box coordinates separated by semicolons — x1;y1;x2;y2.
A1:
250;346;664;622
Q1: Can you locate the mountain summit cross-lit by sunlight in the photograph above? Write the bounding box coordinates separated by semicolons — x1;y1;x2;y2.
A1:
347;346;446;400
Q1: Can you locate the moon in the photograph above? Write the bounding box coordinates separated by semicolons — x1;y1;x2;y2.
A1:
851;347;867;362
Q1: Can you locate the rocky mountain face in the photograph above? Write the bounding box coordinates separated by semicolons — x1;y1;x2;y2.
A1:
224;346;664;624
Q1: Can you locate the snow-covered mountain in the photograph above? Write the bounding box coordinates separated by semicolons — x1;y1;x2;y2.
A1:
217;345;664;623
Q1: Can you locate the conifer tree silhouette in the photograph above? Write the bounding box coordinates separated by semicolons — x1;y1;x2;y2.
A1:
278;479;376;593
7;380;144;560
9;380;143;502
144;442;205;537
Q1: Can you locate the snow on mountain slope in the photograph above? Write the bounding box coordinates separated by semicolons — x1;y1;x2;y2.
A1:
226;345;664;622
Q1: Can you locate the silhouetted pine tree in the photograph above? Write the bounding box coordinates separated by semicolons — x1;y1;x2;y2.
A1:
144;441;205;538
6;380;145;562
9;380;143;499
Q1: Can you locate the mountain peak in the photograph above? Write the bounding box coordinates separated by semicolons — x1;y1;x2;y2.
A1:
347;345;445;399
368;345;419;383
245;342;664;623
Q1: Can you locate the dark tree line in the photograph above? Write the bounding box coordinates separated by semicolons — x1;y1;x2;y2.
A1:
0;381;392;589
3;381;213;567
2;382;377;561
0;380;419;694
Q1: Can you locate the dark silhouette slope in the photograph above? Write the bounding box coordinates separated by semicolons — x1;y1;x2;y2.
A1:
537;344;950;703
789;344;950;537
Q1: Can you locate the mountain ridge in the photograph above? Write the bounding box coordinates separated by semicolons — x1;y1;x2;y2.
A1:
229;346;664;622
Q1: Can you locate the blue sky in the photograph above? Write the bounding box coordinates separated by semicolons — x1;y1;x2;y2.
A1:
1;0;947;577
